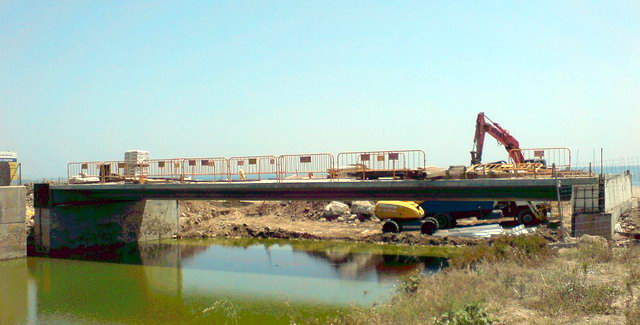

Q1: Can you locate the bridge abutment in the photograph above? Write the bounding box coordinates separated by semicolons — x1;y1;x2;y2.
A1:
0;186;26;260
34;199;179;254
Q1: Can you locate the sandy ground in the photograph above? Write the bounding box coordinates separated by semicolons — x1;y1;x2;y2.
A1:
179;200;380;240
177;200;553;246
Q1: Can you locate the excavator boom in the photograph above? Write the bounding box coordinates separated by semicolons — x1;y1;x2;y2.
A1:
470;112;524;165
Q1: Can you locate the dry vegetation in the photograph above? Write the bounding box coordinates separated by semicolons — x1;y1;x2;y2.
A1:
330;235;640;325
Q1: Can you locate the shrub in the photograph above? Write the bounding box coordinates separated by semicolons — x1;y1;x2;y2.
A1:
399;271;422;294
576;235;613;263
449;235;552;269
434;303;494;325
533;266;621;315
625;296;640;325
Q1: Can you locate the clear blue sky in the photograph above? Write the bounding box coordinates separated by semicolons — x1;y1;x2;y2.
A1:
1;1;638;178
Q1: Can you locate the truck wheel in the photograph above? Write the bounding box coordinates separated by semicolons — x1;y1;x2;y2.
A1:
382;220;402;233
433;213;453;229
421;217;439;235
517;210;538;226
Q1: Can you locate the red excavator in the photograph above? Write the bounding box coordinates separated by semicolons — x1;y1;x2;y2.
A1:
470;112;525;165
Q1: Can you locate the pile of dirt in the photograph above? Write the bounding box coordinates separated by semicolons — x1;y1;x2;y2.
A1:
615;203;640;244
279;200;328;220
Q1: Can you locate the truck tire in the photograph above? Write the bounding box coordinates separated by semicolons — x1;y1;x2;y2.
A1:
517;209;537;226
433;213;454;229
421;217;439;235
382;220;402;233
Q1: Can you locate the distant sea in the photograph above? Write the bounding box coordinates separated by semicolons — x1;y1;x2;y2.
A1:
574;165;639;184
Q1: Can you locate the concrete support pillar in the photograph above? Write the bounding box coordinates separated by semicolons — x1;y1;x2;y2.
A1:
0;186;26;260
34;200;179;254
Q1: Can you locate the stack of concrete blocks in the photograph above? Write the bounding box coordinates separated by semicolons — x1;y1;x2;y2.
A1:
0;186;26;260
572;173;633;239
124;150;149;177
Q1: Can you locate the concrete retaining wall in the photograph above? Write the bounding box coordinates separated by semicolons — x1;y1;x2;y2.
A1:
571;174;633;239
0;186;26;260
34;200;179;253
604;173;633;228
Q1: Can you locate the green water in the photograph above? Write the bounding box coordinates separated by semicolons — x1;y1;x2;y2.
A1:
0;239;453;324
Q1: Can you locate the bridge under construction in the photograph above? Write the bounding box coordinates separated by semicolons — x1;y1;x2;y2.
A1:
30;145;603;255
35;177;595;207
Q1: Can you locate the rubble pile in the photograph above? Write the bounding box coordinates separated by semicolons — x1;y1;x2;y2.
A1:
614;200;640;243
321;201;380;224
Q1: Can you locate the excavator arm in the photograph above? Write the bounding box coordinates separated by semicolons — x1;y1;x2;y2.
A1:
470;112;524;165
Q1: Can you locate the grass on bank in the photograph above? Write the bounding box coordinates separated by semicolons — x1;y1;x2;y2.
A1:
329;234;640;325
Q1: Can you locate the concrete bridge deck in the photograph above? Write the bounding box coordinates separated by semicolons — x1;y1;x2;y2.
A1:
34;177;598;207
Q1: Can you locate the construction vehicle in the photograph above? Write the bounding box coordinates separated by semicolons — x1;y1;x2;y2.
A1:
470;112;526;165
375;201;436;234
377;200;550;235
421;200;549;228
377;112;556;235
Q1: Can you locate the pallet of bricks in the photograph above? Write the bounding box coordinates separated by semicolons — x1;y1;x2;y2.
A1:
124;150;149;179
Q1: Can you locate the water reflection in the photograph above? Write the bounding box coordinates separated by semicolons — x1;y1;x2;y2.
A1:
301;247;447;281
0;258;31;325
1;239;450;324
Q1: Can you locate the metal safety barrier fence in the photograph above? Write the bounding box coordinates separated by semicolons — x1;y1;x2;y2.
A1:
228;156;279;181
334;150;426;180
67;149;428;182
508;147;572;170
180;157;229;182
278;153;335;180
144;159;189;181
68;161;103;179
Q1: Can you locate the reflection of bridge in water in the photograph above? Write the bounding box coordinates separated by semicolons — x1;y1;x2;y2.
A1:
4;240;448;324
300;248;446;281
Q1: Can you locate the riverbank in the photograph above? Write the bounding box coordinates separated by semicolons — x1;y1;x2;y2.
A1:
333;235;640;325
177;199;640;324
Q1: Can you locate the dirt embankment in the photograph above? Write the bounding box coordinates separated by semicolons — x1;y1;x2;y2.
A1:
178;200;513;246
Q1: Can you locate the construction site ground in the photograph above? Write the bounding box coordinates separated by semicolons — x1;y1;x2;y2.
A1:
177;200;560;246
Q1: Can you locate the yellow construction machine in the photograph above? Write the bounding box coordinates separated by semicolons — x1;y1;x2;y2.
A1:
376;200;550;235
375;201;441;235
